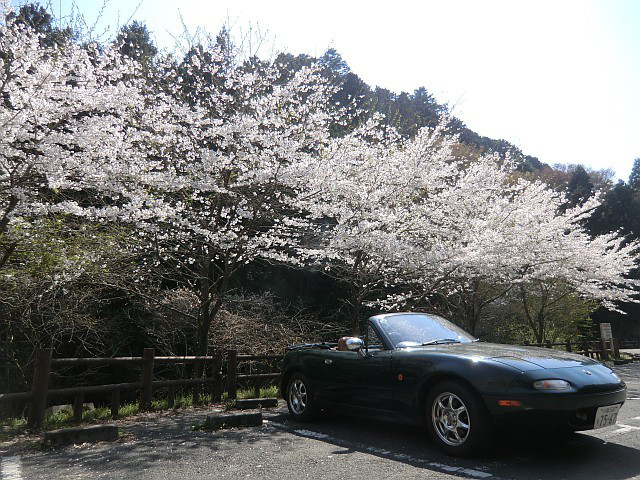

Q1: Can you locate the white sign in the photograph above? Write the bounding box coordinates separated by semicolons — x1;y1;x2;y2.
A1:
600;323;613;341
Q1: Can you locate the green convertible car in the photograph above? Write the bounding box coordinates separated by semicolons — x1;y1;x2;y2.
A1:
280;312;627;456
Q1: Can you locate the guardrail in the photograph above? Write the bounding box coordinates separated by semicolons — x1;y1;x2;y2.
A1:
0;348;283;429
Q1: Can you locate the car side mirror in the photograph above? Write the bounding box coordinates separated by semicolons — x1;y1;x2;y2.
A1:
346;337;368;357
345;337;364;351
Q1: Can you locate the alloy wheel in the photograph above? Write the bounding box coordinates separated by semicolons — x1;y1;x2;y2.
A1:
432;391;471;446
288;379;307;415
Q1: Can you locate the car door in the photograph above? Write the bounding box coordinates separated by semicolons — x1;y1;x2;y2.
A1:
322;324;394;412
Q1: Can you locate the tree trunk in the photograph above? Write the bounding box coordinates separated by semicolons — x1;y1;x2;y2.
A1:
468;305;480;337
351;296;360;337
536;311;545;344
194;298;223;370
520;285;541;342
350;251;364;337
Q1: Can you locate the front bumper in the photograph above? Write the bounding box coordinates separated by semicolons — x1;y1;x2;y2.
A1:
482;387;627;431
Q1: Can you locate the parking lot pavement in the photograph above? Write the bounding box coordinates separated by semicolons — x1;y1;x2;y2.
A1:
2;362;640;480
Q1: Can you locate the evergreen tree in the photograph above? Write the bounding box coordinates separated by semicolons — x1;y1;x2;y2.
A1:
413;87;443;129
115;21;157;64
629;158;640;190
566;165;594;206
587;181;640;238
320;48;350;79
7;3;72;47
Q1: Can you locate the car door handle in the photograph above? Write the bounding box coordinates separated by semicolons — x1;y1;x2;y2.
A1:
325;359;333;364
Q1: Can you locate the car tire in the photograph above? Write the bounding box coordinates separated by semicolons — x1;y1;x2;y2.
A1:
426;380;494;457
286;372;320;422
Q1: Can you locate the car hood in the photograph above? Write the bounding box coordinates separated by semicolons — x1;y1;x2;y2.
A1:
414;342;600;371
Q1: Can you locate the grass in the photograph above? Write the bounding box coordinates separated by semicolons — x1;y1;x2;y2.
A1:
238;385;279;399
118;402;139;417
0;416;28;442
0;385;280;442
220;385;279;402
40;406;113;431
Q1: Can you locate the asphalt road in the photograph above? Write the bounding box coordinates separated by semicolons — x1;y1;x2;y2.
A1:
2;362;640;480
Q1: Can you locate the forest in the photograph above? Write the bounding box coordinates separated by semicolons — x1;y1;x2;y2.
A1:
1;3;639;395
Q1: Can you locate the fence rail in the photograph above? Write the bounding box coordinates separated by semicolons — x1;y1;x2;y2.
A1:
521;338;640;361
1;348;283;429
620;340;640;349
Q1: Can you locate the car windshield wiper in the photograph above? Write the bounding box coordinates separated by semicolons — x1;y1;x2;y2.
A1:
421;339;461;345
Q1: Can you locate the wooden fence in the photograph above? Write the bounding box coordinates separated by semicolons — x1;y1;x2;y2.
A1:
521;338;640;361
0;348;284;429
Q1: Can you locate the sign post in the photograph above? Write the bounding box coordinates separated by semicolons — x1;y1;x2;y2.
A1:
600;323;613;359
600;323;612;341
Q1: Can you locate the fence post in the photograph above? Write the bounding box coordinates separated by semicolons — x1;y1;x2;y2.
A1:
111;390;120;417
212;352;223;402
545;340;552;349
612;338;620;359
227;350;238;400
73;393;84;421
253;379;261;399
565;341;572;352
523;341;530;346
193;380;202;406
599;338;609;361
168;385;176;408
139;348;155;411
27;348;52;430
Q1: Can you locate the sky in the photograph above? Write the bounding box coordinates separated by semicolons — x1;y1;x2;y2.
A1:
44;0;640;180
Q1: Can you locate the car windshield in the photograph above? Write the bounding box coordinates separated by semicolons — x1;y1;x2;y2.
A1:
375;314;476;348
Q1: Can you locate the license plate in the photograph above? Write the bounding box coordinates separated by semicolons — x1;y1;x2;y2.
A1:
593;404;621;429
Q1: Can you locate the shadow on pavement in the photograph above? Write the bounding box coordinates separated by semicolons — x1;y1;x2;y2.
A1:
13;404;640;480
17;410;295;478
267;410;640;480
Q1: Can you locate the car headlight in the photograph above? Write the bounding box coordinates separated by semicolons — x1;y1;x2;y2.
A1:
533;379;571;390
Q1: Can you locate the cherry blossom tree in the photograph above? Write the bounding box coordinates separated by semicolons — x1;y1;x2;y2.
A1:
111;42;351;369
303;120;465;335
0;3;145;272
382;159;639;341
307;121;639;339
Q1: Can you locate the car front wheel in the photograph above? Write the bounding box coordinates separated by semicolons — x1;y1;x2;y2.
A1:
286;373;319;421
426;380;494;457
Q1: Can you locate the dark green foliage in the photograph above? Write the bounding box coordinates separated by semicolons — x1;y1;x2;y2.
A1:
588;181;640;238
274;52;316;75
319;48;350;78
629;158;640;191
274;47;541;171
566;165;594;206
115;21;158;64
372;88;445;137
6;3;73;47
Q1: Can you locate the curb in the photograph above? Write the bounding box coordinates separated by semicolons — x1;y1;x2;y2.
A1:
235;398;278;409
43;424;119;447
203;411;263;430
614;359;632;365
